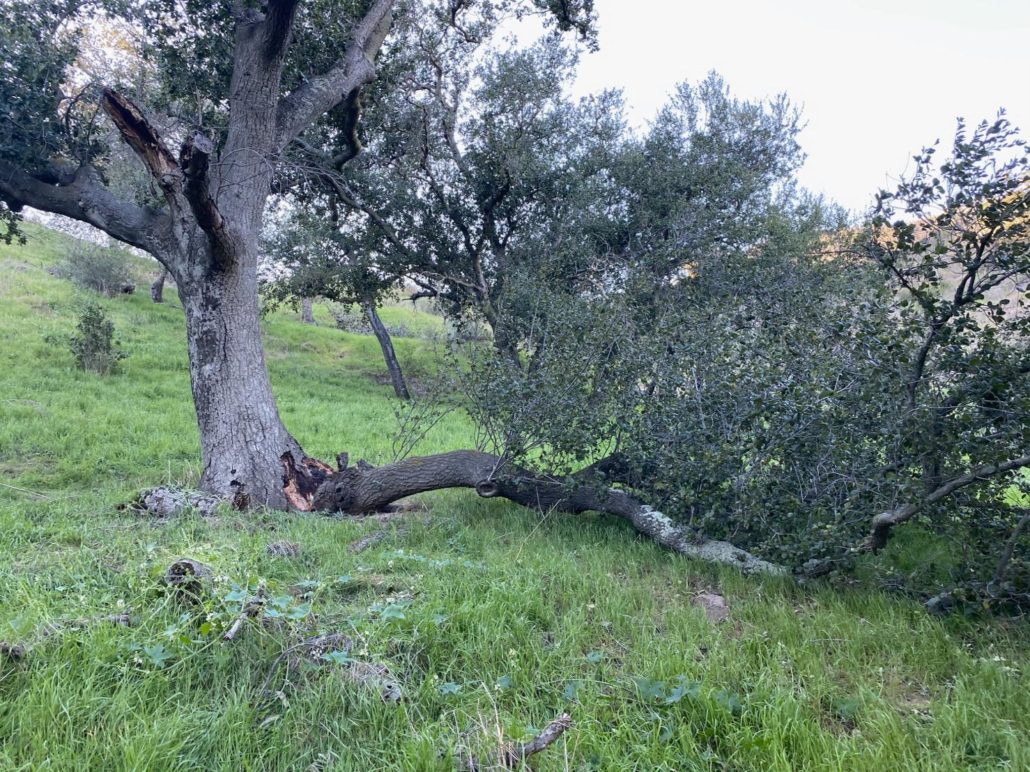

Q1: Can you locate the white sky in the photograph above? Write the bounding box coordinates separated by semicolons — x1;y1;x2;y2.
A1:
568;0;1030;214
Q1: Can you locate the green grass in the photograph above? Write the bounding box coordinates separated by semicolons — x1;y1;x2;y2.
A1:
1;223;1028;770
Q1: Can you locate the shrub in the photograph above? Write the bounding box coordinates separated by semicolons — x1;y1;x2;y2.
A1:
68;301;127;375
330;304;413;338
55;245;136;297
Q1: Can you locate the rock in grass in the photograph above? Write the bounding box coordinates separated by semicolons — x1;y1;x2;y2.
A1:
692;592;729;623
131;487;222;518
266;540;300;557
162;558;213;601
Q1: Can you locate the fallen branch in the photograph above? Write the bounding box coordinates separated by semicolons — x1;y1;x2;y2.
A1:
865;455;1030;551
224;585;266;642
460;713;573;771
349;526;406;554
301;450;786;576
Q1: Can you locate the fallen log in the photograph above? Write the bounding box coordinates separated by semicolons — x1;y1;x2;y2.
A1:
287;450;786;576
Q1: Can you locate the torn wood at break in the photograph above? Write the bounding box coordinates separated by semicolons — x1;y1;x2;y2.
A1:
100;89;179;184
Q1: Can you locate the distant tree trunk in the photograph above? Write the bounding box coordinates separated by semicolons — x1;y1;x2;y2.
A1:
362;300;410;400
301;296;315;324
150;268;168;303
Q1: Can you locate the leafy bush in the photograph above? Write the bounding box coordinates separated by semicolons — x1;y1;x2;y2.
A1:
55;245;135;297
68;301;127;375
330;305;412;338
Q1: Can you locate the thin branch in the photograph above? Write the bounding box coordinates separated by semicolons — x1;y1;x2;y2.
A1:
460;713;573;771
274;0;396;149
993;510;1030;586
866;455;1030;551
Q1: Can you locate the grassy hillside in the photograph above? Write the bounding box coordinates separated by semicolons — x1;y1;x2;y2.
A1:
1;224;1027;770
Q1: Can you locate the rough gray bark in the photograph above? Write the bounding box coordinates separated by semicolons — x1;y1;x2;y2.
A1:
362;301;410;399
301;296;315;324
178;264;305;508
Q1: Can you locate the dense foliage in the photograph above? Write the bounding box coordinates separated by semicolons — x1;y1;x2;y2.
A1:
458;114;1029;608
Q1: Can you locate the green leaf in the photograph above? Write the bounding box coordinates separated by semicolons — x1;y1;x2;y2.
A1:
380;602;408;621
439;682;461;695
633;677;666;702
664;677;701;704
562;680;580;701
713;690;743;715
143;643;173;668
321;650;351;665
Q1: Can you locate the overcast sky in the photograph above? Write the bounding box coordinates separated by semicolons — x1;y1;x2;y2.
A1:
567;0;1030;214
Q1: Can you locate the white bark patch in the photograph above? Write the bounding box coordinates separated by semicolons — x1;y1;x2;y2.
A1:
634;506;786;576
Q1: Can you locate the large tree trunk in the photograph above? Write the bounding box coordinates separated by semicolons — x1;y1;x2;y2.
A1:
175;251;305;509
362;301;410;400
301;296;315;324
0;0;395;509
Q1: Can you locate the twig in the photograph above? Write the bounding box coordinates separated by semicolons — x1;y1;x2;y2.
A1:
0;481;51;500
461;713;573;771
223;584;266;641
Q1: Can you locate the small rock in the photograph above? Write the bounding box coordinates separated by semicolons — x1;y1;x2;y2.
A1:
162;558;213;601
692;592;729;623
344;661;403;704
266;540;300;557
132;487;222;518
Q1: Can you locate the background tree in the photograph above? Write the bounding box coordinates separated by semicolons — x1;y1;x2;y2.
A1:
455;113;1029;605
283;18;623;362
262;204;412;399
